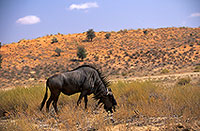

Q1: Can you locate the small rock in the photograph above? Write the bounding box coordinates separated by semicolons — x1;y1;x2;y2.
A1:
30;71;36;74
29;78;35;81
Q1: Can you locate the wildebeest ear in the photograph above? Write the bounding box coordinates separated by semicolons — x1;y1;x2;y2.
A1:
108;88;112;92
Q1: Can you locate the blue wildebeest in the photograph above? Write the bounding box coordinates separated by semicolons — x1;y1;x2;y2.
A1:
40;65;117;114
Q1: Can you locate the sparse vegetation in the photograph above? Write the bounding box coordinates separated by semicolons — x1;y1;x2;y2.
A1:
0;42;2;69
0;55;2;68
161;69;169;74
143;30;148;35
86;29;96;42
177;77;191;85
77;46;87;61
1;27;200;90
51;37;58;44
55;47;62;56
194;65;200;72
18;39;26;43
105;33;111;39
118;29;128;33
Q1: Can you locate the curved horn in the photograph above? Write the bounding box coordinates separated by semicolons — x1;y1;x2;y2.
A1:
106;88;113;95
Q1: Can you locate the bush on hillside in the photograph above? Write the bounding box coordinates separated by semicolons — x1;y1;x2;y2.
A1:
0;42;2;68
86;29;96;42
55;47;62;56
0;54;2;68
77;46;87;61
118;29;128;33
105;33;111;39
143;30;148;35
51;37;58;44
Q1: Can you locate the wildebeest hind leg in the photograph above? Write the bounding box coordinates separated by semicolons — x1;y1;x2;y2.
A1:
52;93;60;114
77;94;83;106
46;94;54;112
84;96;88;109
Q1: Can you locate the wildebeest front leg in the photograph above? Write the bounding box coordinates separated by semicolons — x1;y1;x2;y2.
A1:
77;91;87;107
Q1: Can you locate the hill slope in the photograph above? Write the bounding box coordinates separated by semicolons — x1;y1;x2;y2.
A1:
0;27;200;88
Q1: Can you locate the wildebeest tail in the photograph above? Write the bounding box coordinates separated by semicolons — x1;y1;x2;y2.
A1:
40;79;49;111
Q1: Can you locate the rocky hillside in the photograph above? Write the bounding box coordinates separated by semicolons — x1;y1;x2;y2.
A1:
0;27;200;88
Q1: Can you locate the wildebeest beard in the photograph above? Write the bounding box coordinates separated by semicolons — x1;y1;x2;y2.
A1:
94;88;117;113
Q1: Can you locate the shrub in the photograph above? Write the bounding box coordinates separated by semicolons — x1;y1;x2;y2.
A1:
194;65;200;72
177;77;191;85
55;47;62;56
105;33;111;39
118;29;128;33
18;39;26;43
86;29;96;42
123;29;128;33
0;54;2;68
77;46;87;61
51;37;58;44
161;69;169;74
143;30;148;35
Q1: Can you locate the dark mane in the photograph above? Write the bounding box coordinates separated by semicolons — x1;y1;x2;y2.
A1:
73;64;110;88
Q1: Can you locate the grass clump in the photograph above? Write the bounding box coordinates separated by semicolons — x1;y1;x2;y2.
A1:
110;81;165;118
0;117;37;131
194;65;200;72
161;68;169;74
110;80;200;119
0;85;45;115
177;77;191;85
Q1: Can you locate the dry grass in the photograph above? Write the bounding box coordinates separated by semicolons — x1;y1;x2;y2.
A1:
111;81;200;118
0;81;200;130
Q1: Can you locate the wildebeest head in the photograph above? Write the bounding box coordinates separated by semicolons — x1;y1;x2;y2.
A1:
102;88;117;113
